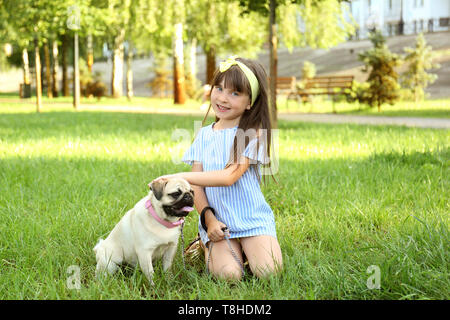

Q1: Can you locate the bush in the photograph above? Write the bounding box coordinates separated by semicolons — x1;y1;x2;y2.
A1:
147;54;172;98
75;58;107;99
301;60;316;80
358;31;401;111
346;80;371;105
401;33;439;102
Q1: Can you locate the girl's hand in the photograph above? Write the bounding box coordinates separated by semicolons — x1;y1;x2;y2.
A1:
149;174;179;187
207;217;228;242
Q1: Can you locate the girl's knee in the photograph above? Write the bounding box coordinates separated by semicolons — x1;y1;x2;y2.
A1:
250;259;283;278
213;264;243;281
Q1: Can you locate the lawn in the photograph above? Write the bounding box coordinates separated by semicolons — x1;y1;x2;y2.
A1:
0;103;448;299
1;92;450;118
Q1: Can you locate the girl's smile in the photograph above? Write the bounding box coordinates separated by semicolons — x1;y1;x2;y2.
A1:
216;103;231;112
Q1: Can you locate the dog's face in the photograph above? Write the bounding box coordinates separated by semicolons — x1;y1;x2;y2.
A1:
149;178;195;218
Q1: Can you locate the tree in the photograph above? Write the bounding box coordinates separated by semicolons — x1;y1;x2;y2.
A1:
132;0;187;102
240;0;355;126
186;0;266;84
359;31;401;111
2;0;53;112
402;33;439;102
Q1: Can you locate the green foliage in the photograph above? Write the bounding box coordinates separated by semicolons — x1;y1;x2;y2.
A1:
279;0;355;51
301;60;316;79
240;0;356;52
132;0;178;56
76;58;106;99
401;33;440;102
346;80;371;105
186;0;266;58
358;31;401;111
147;54;173;97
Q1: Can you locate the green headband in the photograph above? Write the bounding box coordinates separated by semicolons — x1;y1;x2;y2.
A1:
219;56;260;106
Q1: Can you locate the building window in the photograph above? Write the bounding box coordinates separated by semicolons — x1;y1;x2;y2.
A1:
389;0;393;10
414;0;425;8
439;18;449;27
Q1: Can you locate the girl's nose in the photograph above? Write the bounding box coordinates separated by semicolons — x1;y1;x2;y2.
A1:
216;91;228;103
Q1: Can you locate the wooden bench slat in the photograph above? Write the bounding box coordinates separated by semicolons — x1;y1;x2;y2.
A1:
270;76;354;107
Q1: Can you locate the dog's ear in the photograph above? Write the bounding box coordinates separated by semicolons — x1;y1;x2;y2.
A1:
149;178;167;200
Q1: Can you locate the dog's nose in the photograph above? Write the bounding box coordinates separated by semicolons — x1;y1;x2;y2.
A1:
183;193;193;202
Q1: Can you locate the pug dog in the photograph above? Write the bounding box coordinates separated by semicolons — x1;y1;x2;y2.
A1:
93;178;194;283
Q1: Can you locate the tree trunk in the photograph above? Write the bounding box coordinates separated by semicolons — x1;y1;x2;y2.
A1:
173;23;186;104
87;34;94;74
22;48;31;85
51;40;59;97
126;42;134;100
206;46;216;85
112;29;125;98
189;38;197;83
73;32;80;110
44;42;52;98
21;48;31;98
34;37;42;113
62;34;69;96
269;0;278;127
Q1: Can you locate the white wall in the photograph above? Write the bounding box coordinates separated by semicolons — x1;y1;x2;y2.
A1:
349;0;450;38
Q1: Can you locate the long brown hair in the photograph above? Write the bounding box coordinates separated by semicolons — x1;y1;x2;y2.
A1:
201;57;275;184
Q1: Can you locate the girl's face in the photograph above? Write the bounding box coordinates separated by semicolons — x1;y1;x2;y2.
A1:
210;80;251;123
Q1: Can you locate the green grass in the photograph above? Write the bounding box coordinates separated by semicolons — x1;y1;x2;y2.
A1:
2;92;450;118
0;103;448;299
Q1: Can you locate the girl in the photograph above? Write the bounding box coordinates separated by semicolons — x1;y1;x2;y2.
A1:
153;56;282;280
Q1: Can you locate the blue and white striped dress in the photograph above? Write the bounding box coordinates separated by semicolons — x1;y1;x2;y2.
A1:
182;122;277;245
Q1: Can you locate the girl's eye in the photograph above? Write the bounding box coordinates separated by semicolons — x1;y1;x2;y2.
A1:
231;92;240;96
215;86;223;91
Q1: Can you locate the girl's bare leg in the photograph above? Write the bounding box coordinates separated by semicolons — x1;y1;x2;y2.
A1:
240;235;282;278
204;239;243;280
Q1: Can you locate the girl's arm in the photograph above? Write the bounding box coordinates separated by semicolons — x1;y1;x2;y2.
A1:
153;157;251;187
170;157;251;187
191;161;227;242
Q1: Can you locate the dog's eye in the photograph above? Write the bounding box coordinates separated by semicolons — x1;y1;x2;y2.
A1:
169;191;182;198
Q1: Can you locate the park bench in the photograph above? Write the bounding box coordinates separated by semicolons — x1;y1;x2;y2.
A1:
299;75;354;104
268;77;299;108
280;75;354;112
297;75;354;99
275;76;298;100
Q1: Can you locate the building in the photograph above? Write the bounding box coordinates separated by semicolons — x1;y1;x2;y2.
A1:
348;0;450;39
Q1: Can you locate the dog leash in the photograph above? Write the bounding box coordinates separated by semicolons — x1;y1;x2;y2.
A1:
206;227;245;277
180;222;186;268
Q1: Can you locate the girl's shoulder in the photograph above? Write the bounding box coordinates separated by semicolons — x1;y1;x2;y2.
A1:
194;124;212;138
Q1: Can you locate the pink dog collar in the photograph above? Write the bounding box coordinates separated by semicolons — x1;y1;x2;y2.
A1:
145;200;184;228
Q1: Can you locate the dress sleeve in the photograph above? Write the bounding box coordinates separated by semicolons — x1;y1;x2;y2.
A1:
182;128;204;166
242;138;270;165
